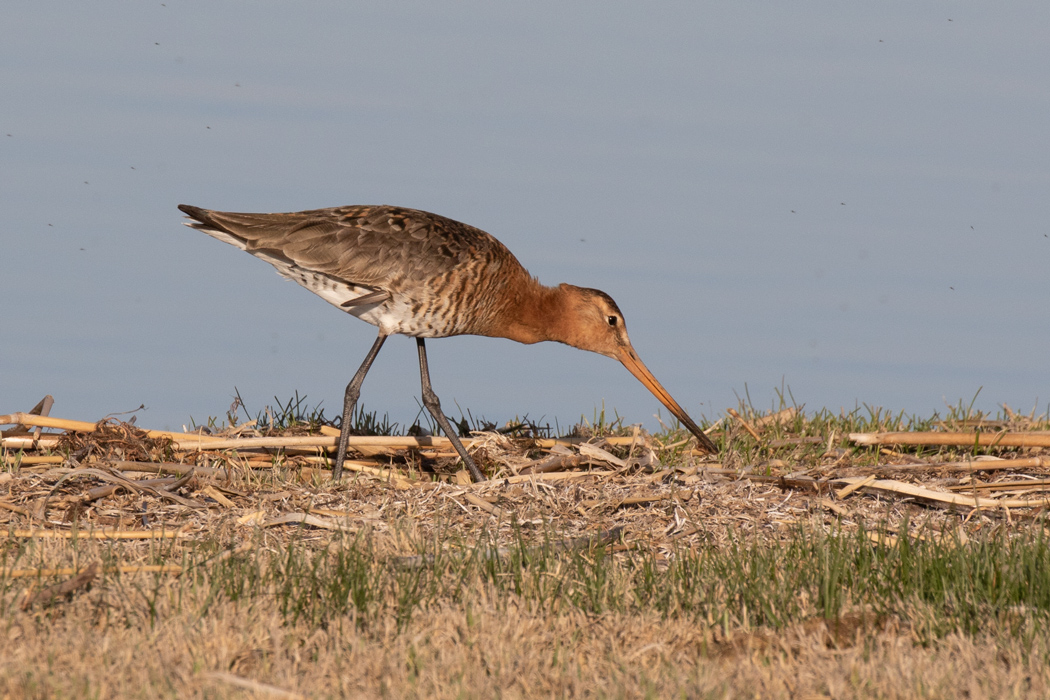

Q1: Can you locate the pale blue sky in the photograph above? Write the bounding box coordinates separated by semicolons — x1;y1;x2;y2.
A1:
3;2;1048;432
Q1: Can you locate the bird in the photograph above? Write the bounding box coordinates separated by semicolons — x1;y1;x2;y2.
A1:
178;203;717;481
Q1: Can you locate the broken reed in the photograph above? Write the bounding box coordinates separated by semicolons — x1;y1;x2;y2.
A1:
6;522;1050;643
0;412;650;454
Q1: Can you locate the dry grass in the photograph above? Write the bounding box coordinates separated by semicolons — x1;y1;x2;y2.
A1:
3;396;1050;698
6;588;1050;699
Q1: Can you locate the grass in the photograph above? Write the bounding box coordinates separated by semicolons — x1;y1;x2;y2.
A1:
4;394;1050;697
5;520;1050;697
8;518;1047;639
8;518;1050;642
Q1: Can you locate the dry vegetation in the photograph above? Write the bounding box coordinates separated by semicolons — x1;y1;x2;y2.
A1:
3;394;1050;698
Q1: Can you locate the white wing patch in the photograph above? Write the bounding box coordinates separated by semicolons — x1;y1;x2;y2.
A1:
188;222;389;318
272;257;386;312
188;224;249;252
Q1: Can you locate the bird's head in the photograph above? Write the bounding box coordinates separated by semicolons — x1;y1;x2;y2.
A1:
555;284;716;452
555;284;632;360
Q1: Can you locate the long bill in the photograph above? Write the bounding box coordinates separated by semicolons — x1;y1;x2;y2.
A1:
617;346;718;453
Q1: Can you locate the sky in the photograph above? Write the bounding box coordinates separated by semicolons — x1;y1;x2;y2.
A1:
3;2;1049;433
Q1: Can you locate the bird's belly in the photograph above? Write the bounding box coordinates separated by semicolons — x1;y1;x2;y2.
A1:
347;300;459;338
286;269;448;337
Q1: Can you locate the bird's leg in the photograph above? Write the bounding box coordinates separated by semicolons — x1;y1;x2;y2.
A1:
416;338;485;482
333;334;387;480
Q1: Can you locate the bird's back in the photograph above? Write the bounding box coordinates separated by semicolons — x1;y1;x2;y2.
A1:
179;204;533;337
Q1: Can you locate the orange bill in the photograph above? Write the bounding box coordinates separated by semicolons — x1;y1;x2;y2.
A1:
617;346;718;453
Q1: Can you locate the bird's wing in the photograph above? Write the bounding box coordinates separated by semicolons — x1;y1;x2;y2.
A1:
178;204;514;294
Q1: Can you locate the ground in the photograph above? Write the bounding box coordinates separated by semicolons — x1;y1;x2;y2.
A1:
2;400;1050;698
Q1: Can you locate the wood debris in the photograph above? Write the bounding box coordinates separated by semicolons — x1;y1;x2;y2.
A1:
2;396;1050;610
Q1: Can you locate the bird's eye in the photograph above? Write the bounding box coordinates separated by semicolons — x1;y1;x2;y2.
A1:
607;315;618;327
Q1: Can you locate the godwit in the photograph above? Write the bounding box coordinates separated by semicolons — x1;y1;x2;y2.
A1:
178;204;717;481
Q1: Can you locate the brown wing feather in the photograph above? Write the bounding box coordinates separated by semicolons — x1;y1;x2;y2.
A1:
178;204;536;336
178;204;518;290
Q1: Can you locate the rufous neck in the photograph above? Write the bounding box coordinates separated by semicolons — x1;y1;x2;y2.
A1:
491;280;569;345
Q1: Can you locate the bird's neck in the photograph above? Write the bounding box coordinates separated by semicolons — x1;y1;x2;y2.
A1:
491;279;574;346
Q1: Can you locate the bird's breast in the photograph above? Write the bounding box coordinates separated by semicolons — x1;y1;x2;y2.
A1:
348;278;499;338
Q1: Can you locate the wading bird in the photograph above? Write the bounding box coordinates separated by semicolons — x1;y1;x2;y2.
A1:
178;204;716;481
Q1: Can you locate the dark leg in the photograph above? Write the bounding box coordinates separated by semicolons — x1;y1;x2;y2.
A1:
417;338;485;482
333;334;387;480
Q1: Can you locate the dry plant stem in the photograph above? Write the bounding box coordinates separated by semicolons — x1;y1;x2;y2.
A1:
1;529;187;539
851;431;1050;448
865;456;1050;473
727;408;762;441
462;492;502;516
831;475;1050;510
42;468;205;514
0;413;97;433
948;478;1050;492
0;396;55;443
21;562;98;611
51;484;121;505
30;395;54;443
616;493;675;508
714;470;823;493
42;468;144;515
108;460;231;479
1;414;658;451
181;436;339;450
577;442;627;467
0;500;34;517
260;513;358;533
835;476;876;500
326;459;414;484
2;426;655;455
518;453;588;475
4;565;183;578
1;436;60;450
821;498;850;518
0;413;228;445
4;456;64;465
47;476;185;508
473;470;617;486
535;436;642;447
750;407;798;428
347;435;659;450
203;672;305;700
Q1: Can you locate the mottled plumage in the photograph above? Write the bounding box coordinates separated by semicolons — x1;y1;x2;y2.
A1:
179;203;716;482
180;205;534;338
